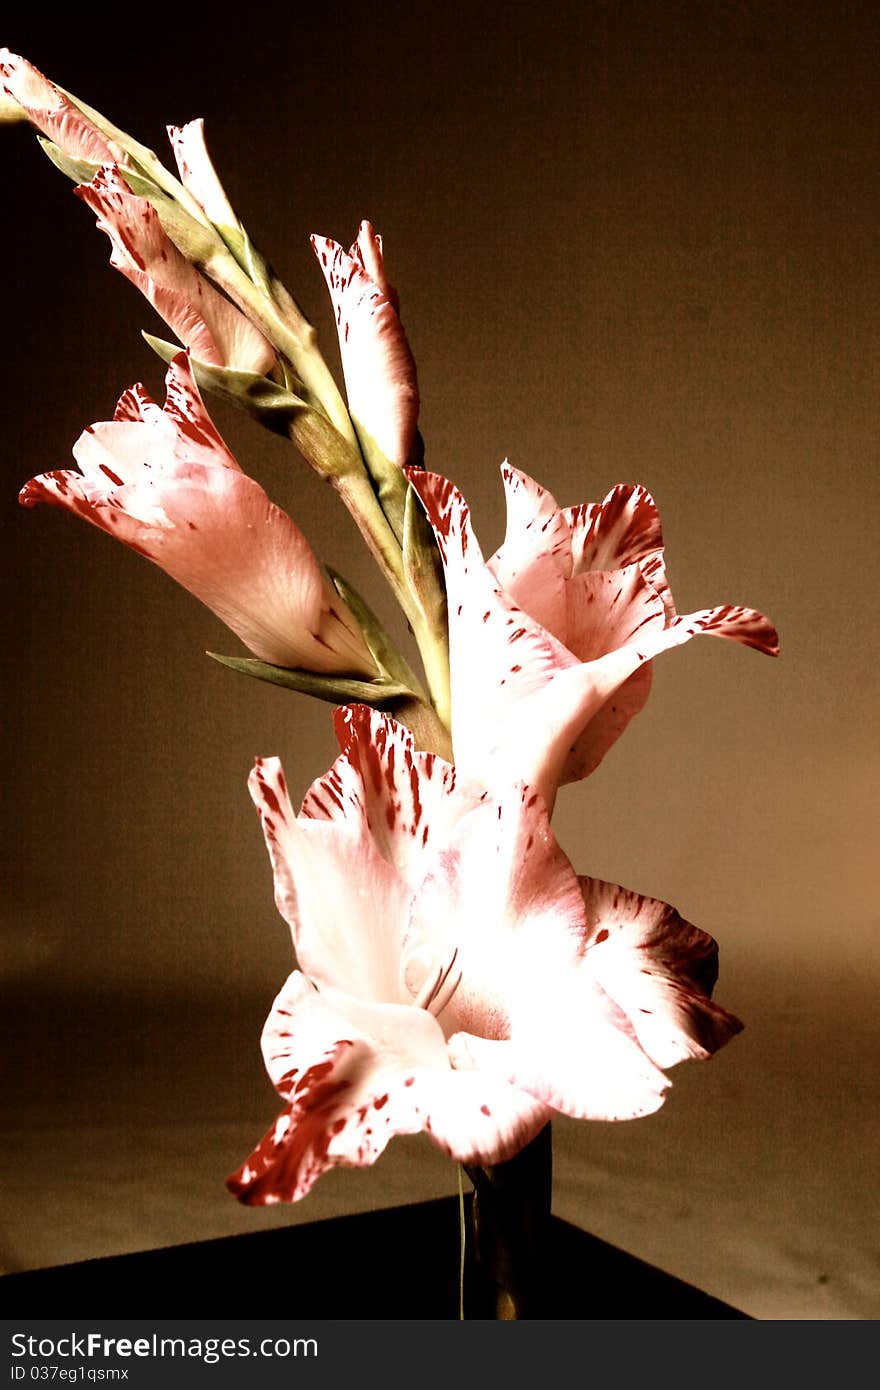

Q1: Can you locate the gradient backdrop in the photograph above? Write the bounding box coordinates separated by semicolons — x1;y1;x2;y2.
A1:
1;2;877;1319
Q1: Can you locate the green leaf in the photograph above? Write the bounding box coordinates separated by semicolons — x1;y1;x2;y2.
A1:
325;568;428;701
403;481;448;630
350;418;412;543
143;334;364;481
37;137;225;266
143;334;306;414
37;136;98;184
206;652;413;705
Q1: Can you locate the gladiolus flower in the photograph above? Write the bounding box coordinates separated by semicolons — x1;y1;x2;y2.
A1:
409;466;779;809
227;705;740;1204
312;221;419;467
19;354;376;676
76;165;275;375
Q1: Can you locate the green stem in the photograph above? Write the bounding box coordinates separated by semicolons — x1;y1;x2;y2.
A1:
462;1122;553;1320
334;470;451;727
204;251;357;447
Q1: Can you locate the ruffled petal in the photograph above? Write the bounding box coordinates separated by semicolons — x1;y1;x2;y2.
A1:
488;463;572;634
406;780;586;1041
112;381;165;427
249;708;483;1001
301;705;480;891
227;972;550;1203
0;50;122;164
447;1006;669;1122
564;483;674;619
20;361;374;674
312;223;419;466
76;165;275;374
578;876;743;1067
413;469;778;799
408;778;670;1120
73;357;239;485
248;758;409;1002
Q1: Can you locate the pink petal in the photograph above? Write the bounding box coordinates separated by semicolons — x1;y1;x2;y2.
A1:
408;777;671;1121
248;757;411;1003
73;359;240;485
112;381;166;427
167;118;237;229
447;1010;669;1122
559;666;654;783
248;708;482;1001
0;50;122;165
565;483;675;619
406;780;587;1042
76;165;275;374
227;972;550;1203
312;224;419;466
20;360;373;674
564;565;668;659
666;602;780;656
488;463;572;634
350;221;398;308
578;876;743;1067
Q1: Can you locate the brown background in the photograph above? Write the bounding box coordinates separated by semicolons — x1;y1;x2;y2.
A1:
1;2;877;1318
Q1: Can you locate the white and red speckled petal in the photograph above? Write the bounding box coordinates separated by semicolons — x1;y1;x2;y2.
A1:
447;990;670;1122
564;483;674;618
160;353;241;468
560;599;778;783
489;463;572;635
70;419;170;487
19;468;173;536
73;359;238;484
560;666;654;783
350;220;398;309
577;876;743;1068
306;985;551;1166
167;118;238;229
21;450;373;674
668;603;780;656
300;706;479;892
0;50;123;165
406;780;586;1044
405;1064;552;1166
407;781;676;1123
564;565;668;662
248;757;408;1003
112;381;164;427
227;972;551;1203
76;166;275;375
312;228;418;466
